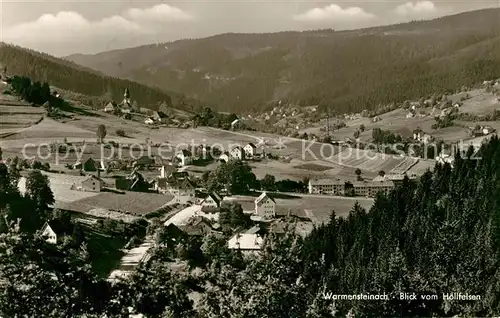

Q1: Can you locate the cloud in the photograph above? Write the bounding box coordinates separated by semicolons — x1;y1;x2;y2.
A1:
394;1;442;20
126;4;194;22
1;4;194;55
294;4;376;24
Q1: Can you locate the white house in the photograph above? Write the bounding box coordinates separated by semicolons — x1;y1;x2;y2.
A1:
80;175;103;192
104;102;116;113
230;146;245;160
255;192;276;219
200;192;222;208
219;153;230;163
144;117;155;125
175;149;193;166
230;119;240;129
227;233;263;251
40;220;72;244
244;143;257;157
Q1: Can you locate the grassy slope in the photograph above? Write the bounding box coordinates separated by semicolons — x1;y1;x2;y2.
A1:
65;8;500;113
0;43;200;111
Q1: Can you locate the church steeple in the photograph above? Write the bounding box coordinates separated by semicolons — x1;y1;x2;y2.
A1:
124;88;130;99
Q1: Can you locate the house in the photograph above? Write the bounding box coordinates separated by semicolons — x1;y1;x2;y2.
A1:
74;157;100;172
230;146;245;160
254;192;276;219
219;152;230;163
134;155;155;167
227;233;264;252
159;164;176;178
40;220;73;244
152;111;168;123
81;175;103;192
179;216;218;236
482;125;496;135
144;117;155;125
104;102;117;113
413;129;434;144
244;143;257;157
230;119;240;130
200;192;222;208
175;149;193;166
157;177;196;199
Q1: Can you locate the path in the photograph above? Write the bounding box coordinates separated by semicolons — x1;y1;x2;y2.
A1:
108;236;154;281
107;195;188;281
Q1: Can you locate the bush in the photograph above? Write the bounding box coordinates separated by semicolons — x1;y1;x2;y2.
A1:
115;129;126;137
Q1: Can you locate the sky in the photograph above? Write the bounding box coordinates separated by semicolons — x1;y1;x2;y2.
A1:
0;0;497;56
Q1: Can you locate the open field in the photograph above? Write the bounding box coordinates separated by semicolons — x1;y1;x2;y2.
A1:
57;191;173;216
18;172;101;203
227;194;374;224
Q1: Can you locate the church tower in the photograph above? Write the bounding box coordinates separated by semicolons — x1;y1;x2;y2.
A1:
123;88;130;105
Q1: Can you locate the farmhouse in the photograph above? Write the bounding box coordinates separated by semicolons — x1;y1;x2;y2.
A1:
152;111;168;123
230;146;245;160
200;192;222;208
104;101;117;113
227;233;264;252
179;216;219;236
144;117;155;125
80;175;103;192
413;129;434;143
73;157;101;172
175;149;193;166
255;192;276;219
40;220;73;244
219;152;230;163
244;143;257;157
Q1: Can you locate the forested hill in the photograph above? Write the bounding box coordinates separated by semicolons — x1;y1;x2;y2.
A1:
0;43;197;111
66;8;500;113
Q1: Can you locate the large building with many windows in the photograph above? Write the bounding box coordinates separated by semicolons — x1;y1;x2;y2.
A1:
308;178;395;198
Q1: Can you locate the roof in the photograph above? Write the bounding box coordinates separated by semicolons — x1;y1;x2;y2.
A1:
42;220;73;236
231;119;240;126
231;146;244;151
227;233;263;250
202;193;221;205
83;175;103;183
309;178;345;186
154;111;168;118
246;143;256;148
352;181;395;188
255;192;275;204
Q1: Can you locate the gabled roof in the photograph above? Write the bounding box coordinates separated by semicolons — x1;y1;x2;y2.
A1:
246;143;256;149
83;175;103;183
202;192;221;205
231;119;240;126
41;220;73;236
255;192;275;205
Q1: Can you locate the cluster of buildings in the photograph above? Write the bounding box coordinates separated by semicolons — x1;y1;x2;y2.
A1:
104;88;134;114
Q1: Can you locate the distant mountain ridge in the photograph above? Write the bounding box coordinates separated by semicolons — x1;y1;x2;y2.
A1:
0;43;198;111
66;8;500;113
